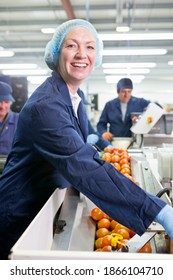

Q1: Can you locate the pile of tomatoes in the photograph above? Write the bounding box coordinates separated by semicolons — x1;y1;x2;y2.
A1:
101;147;135;182
91;207;152;253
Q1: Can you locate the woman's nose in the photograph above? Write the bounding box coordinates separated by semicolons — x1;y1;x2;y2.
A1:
76;46;87;58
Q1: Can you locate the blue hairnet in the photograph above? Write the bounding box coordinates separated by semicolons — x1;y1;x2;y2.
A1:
44;19;103;70
117;78;133;92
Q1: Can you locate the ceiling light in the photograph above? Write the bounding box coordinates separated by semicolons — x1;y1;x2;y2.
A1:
103;68;150;74
41;28;55;34
12;48;44;53
0;50;14;57
168;61;173;65
99;33;173;41
116;26;130;32
102;62;156;68
105;75;145;84
2;69;48;76
103;49;167;56
0;64;38;69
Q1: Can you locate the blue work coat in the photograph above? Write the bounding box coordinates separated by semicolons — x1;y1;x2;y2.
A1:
97;97;150;137
0;110;19;155
0;72;165;258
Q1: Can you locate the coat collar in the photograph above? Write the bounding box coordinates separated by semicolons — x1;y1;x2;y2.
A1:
51;71;88;141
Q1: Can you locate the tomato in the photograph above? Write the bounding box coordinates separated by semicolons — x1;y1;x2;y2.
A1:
97;218;111;229
102;152;112;162
116;228;130;239
95;248;102;252
112;149;119;156
95;237;103;249
104;147;114;153
95;228;110;239
102;235;112;247
113;147;120;151
111;154;120;163
114;223;130;233
120;167;131;175
120;152;130;160
138;242;152;253
120;163;131;170
119;148;128;154
110;219;118;230
119;158;129;166
91;207;104;221
113;162;121;171
102;245;112;252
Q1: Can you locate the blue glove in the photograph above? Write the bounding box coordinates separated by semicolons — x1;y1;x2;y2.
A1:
87;134;99;145
155;204;173;240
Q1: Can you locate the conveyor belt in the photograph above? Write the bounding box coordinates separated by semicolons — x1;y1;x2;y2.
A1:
10;151;172;258
51;187;80;250
51;187;96;252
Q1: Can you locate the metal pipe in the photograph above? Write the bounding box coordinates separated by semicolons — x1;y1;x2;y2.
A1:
61;0;76;19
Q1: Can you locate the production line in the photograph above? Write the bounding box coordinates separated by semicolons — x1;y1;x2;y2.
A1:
9;104;173;260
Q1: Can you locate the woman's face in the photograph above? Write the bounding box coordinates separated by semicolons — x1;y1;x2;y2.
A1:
58;27;97;91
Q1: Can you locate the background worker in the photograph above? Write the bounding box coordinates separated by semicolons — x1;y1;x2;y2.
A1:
0;19;173;259
97;77;151;141
0;81;19;155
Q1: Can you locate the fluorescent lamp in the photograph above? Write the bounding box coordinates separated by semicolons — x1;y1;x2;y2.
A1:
2;69;48;76
99;33;173;41
105;75;145;84
168;61;173;66
12;48;44;53
102;62;156;68
41;28;55;34
0;50;14;57
103;68;150;74
103;49;167;56
0;64;38;69
116;26;130;32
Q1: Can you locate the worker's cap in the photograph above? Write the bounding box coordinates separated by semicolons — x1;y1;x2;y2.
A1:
0;81;14;102
117;78;133;92
44;19;103;70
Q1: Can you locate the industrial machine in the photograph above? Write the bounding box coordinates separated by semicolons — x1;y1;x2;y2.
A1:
8;103;173;260
112;103;173;149
130;103;173;148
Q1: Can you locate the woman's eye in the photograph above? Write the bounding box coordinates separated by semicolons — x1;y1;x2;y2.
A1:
87;45;95;50
67;44;76;48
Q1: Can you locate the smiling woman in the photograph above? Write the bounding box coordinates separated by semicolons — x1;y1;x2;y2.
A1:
58;27;97;90
44;19;103;72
